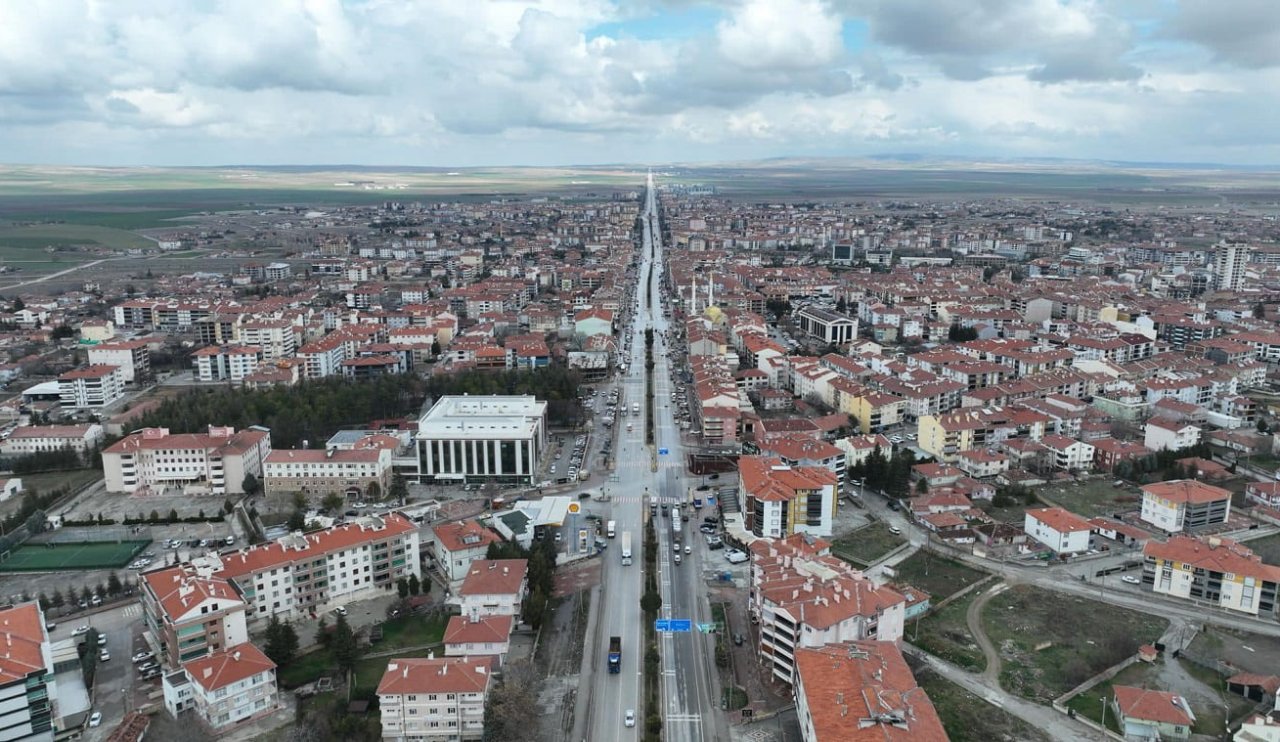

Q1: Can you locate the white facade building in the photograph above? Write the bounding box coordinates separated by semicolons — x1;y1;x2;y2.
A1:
57;365;124;409
416;396;547;484
0;602;54;742
377;657;494;741
0;424;104;456
1024;507;1092;554
162;643;278;732
101;426;271;496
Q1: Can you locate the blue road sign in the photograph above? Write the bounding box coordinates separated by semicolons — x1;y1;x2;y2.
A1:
655;618;693;633
658;448;669;455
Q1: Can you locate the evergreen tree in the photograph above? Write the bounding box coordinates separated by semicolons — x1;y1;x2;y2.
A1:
408;573;421;596
107;574;123;596
330;615;360;675
315;616;331;648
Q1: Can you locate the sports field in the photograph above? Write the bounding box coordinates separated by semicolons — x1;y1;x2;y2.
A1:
0;540;149;572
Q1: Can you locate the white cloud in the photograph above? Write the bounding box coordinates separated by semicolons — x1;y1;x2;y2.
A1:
717;0;843;70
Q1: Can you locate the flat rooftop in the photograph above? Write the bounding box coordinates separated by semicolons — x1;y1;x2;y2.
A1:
417;395;547;440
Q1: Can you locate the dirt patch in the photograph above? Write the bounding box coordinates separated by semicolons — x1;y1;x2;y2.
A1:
552;558;601;598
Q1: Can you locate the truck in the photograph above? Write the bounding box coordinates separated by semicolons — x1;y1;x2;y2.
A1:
620;532;633;566
608;636;622;673
607;520;617;538
671;515;682;536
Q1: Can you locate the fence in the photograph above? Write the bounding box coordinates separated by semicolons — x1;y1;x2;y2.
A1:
42;525;138;545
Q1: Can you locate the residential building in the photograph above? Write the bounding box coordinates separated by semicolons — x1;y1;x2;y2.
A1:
192;346;261;383
1039;435;1095;471
0;602;54;742
262;446;392;499
1024;507;1092;554
1143;535;1280;617
58;365;124;409
427;520;502;588
376;656;495;741
1144;417;1202;452
739;456;839;539
454;559;528;619
415;396;548;485
86;339;151;383
1112;685;1195;741
101;426;271;496
161;643;278;733
0;424;104;456
442;614;513;661
142;565;250;668
1213;241;1253;292
793;641;947;742
750;535;906;684
1140;479;1232;533
200;513;421;622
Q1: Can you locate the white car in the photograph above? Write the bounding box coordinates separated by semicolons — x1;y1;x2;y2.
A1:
71;626;90;637
99;650;110;662
132;651;154;664
889;526;902;535
1121;575;1141;585
335;606;347;616
685;545;691;554
725;550;749;564
624;709;636;727
89;712;103;728
97;634;108;646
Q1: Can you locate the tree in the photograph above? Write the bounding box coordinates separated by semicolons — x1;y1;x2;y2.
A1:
640;591;662;614
80;586;92;605
388;473;408;506
264;615;299;665
24;509;46;535
322;492;344;513
483;660;540;742
330;615;360;675
11;298;23;312
241;473;261;496
407;573;421;596
365;481;382;502
291;491;308;511
396;578;409;599
287;509;306;532
49;588;64;608
315;616;331;648
430;337;441;358
223;499;235;515
37;592;50;610
523;588;548;630
148;509;160;523
1258;418;1270;434
107;574;123;597
1255;301;1267;319
915;478;929;495
51;324;75;339
168;508;179;522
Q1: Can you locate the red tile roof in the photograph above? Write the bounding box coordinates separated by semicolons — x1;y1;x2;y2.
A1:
217;513;416;580
1026;506;1093;534
183;642;275;693
1141;479;1231;505
1113;685;1195;726
377;656;495;695
458;559;528;596
0;602;47;684
433;520;501;554
142;564;243;623
443;614;513;646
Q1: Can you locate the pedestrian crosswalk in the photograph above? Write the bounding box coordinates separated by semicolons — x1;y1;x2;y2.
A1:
121;604;141;619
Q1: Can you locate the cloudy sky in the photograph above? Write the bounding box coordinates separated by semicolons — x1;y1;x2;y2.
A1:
1;0;1277;167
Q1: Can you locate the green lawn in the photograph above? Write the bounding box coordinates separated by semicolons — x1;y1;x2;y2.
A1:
277;648;336;688
892;551;987;600
910;590;985;671
984;586;1167;702
830;521;907;566
0;223;151;251
377;613;449;651
1037;480;1144;518
914;665;1052;742
1241;532;1280;565
19;469;102;496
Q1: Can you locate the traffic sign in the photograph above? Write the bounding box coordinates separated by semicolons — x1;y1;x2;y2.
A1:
658;448;669;455
655;618;693;633
697;623;717;634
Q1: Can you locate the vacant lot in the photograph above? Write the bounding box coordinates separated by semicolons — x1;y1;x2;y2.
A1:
1189;625;1280;678
830;521;906;566
983;586;1167;702
19;469;102;496
0;223;150;251
913;664;1052;742
911;590;984;671
1038;479;1143;518
893;551;987;600
0;540;148;572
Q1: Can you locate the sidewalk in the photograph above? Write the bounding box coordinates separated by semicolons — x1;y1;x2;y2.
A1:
716;585;791;721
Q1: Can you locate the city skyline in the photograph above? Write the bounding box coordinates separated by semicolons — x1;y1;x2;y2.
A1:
2;0;1278;168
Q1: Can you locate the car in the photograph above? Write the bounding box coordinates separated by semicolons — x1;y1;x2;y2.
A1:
132;651;154;663
99;650;110;661
89;711;103;728
554;532;562;543
335;606;347;616
91;595;102;607
888;526;902;535
699;524;716;534
674;553;681;565
673;542;680;553
198;539;210;548
44;622;56;631
354;501;368;509
906;433;917;441
224;535;235;545
98;633;108;646
684;545;691;555
707;540;724;550
344;510;358;517
725;550;749;564
138;661;158;673
624;709;636;727
71;626;90;637
1121;575;1141;585
141;667;162;680
889;435;904;444
733;633;744;646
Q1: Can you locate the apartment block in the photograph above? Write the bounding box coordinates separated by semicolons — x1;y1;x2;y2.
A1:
192;345;261;383
1143;535;1279;617
162;643;278;733
262;445;392;499
0;602;54;742
57;365;124;409
739;456;839;539
749;535;905;684
0;424;104;456
1140;479;1232;533
142;564;250;668
454;559;528;618
207;513;421;622
102;426;271;496
794;641;947;742
377;656;495;741
86;339;151;383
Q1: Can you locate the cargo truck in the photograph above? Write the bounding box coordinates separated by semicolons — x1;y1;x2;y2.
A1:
620;532;633;566
608;636;622;673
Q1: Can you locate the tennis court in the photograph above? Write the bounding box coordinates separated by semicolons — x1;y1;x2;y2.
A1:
0;540;150;572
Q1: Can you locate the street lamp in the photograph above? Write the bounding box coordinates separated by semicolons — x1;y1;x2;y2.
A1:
1100;695;1108;731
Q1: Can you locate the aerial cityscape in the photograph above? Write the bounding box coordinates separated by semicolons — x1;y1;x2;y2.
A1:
1;3;1280;742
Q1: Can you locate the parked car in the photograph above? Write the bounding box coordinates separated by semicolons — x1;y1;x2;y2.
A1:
99;650;110;662
97;633;108;646
1121;575;1141;585
733;633;745;646
71;626;90;636
89;712;102;728
335;606;347;616
132;651;154;664
888;526;902;535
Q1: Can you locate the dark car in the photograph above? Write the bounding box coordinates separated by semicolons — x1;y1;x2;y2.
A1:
703;516;718;525
733;633;745;646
